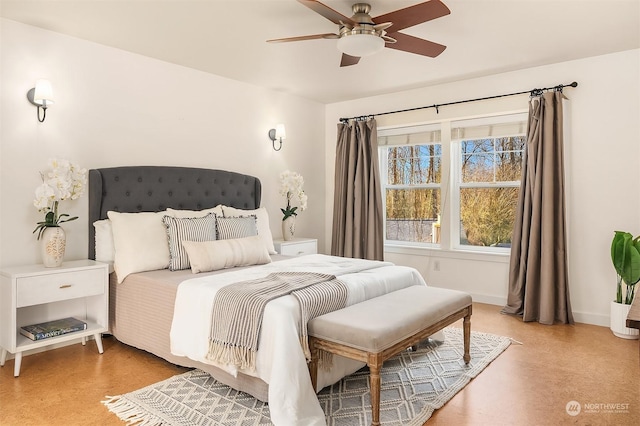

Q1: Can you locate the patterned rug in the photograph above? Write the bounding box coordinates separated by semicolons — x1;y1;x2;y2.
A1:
103;327;511;425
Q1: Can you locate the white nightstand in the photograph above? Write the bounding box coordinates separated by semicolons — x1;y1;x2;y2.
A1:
273;237;318;257
0;259;109;377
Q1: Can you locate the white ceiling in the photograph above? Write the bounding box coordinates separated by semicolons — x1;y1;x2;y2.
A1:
2;0;639;104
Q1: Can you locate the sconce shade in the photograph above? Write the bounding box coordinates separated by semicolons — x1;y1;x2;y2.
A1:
275;124;286;140
27;79;54;122
268;124;286;151
33;79;54;106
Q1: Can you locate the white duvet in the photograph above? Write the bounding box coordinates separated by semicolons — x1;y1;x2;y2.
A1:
170;254;429;426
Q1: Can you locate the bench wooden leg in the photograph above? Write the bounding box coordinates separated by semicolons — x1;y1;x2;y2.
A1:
369;356;383;426
463;312;471;364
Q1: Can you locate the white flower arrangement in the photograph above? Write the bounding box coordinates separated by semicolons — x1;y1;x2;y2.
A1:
279;170;307;220
33;159;87;239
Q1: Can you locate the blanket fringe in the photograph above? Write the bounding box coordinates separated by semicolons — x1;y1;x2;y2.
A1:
299;336;335;371
318;349;334;371
102;395;164;426
207;340;257;371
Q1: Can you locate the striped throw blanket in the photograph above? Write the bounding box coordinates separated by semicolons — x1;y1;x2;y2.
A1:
206;272;348;371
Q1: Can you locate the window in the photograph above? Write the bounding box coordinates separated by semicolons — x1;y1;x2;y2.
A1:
379;124;441;245
379;113;527;252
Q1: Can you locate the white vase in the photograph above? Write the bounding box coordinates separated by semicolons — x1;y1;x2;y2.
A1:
41;226;66;267
610;300;639;339
282;216;296;241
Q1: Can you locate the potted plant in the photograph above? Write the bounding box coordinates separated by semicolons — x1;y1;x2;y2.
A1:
279;170;307;241
609;230;640;339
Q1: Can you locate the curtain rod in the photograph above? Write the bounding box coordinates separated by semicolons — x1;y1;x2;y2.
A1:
339;81;578;123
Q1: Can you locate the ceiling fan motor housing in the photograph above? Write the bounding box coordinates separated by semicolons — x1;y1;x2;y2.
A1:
350;3;375;24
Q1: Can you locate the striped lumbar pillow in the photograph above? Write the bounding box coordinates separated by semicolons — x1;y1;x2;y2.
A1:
163;213;217;271
216;215;258;240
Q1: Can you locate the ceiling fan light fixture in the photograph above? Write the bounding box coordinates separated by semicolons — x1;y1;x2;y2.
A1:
337;32;384;57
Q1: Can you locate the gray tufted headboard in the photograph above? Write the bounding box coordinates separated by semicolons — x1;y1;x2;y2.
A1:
88;166;262;259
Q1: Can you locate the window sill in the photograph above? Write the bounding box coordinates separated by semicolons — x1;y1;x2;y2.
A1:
384;243;510;264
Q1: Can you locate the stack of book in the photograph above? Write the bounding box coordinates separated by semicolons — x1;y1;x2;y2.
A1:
19;317;87;341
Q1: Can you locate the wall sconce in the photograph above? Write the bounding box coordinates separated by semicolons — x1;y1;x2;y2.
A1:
268;124;286;151
26;79;54;122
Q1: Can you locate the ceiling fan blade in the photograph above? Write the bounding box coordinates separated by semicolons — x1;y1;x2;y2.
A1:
297;0;355;26
340;54;360;67
373;0;450;32
385;32;446;57
267;33;339;43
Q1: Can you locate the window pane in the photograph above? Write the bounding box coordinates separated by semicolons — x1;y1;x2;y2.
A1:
459;187;518;247
495;136;525;181
387;144;441;184
461;152;494;182
461;139;494;183
461;137;525;183
386;188;440;243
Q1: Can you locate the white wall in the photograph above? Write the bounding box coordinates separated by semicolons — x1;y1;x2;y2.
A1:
3;18;638;327
0;18;326;268
325;49;640;326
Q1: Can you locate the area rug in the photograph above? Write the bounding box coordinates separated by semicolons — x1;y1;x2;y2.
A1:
103;327;511;425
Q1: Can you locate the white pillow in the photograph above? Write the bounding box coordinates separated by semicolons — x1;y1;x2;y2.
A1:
107;211;170;283
183;235;272;273
222;206;277;254
166;205;224;218
93;219;115;263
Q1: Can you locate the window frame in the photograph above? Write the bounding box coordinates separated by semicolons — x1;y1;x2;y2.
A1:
380;144;442;248
451;137;525;254
378;110;528;255
378;123;443;248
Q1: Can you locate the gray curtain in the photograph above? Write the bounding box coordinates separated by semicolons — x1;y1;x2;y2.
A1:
331;118;384;260
501;91;574;324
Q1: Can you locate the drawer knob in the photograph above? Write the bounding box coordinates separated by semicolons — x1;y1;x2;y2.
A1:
59;284;72;289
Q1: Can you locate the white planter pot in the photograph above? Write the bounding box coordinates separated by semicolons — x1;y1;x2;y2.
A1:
610;300;639;339
41;226;66;268
282;216;296;241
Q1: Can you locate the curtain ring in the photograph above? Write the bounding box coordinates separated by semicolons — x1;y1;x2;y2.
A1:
530;88;543;98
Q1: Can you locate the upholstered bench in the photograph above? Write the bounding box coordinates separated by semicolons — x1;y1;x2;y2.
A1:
308;285;472;426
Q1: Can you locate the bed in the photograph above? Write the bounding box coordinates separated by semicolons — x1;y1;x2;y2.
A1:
88;166;429;425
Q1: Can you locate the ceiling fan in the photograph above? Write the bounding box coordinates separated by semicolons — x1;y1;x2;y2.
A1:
267;0;450;67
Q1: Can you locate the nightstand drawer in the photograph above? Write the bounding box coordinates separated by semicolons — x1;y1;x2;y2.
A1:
279;240;317;256
16;269;104;307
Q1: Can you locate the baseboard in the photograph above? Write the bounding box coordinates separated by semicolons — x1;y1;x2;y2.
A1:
467;293;507;306
571;311;609;327
467;293;610;327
